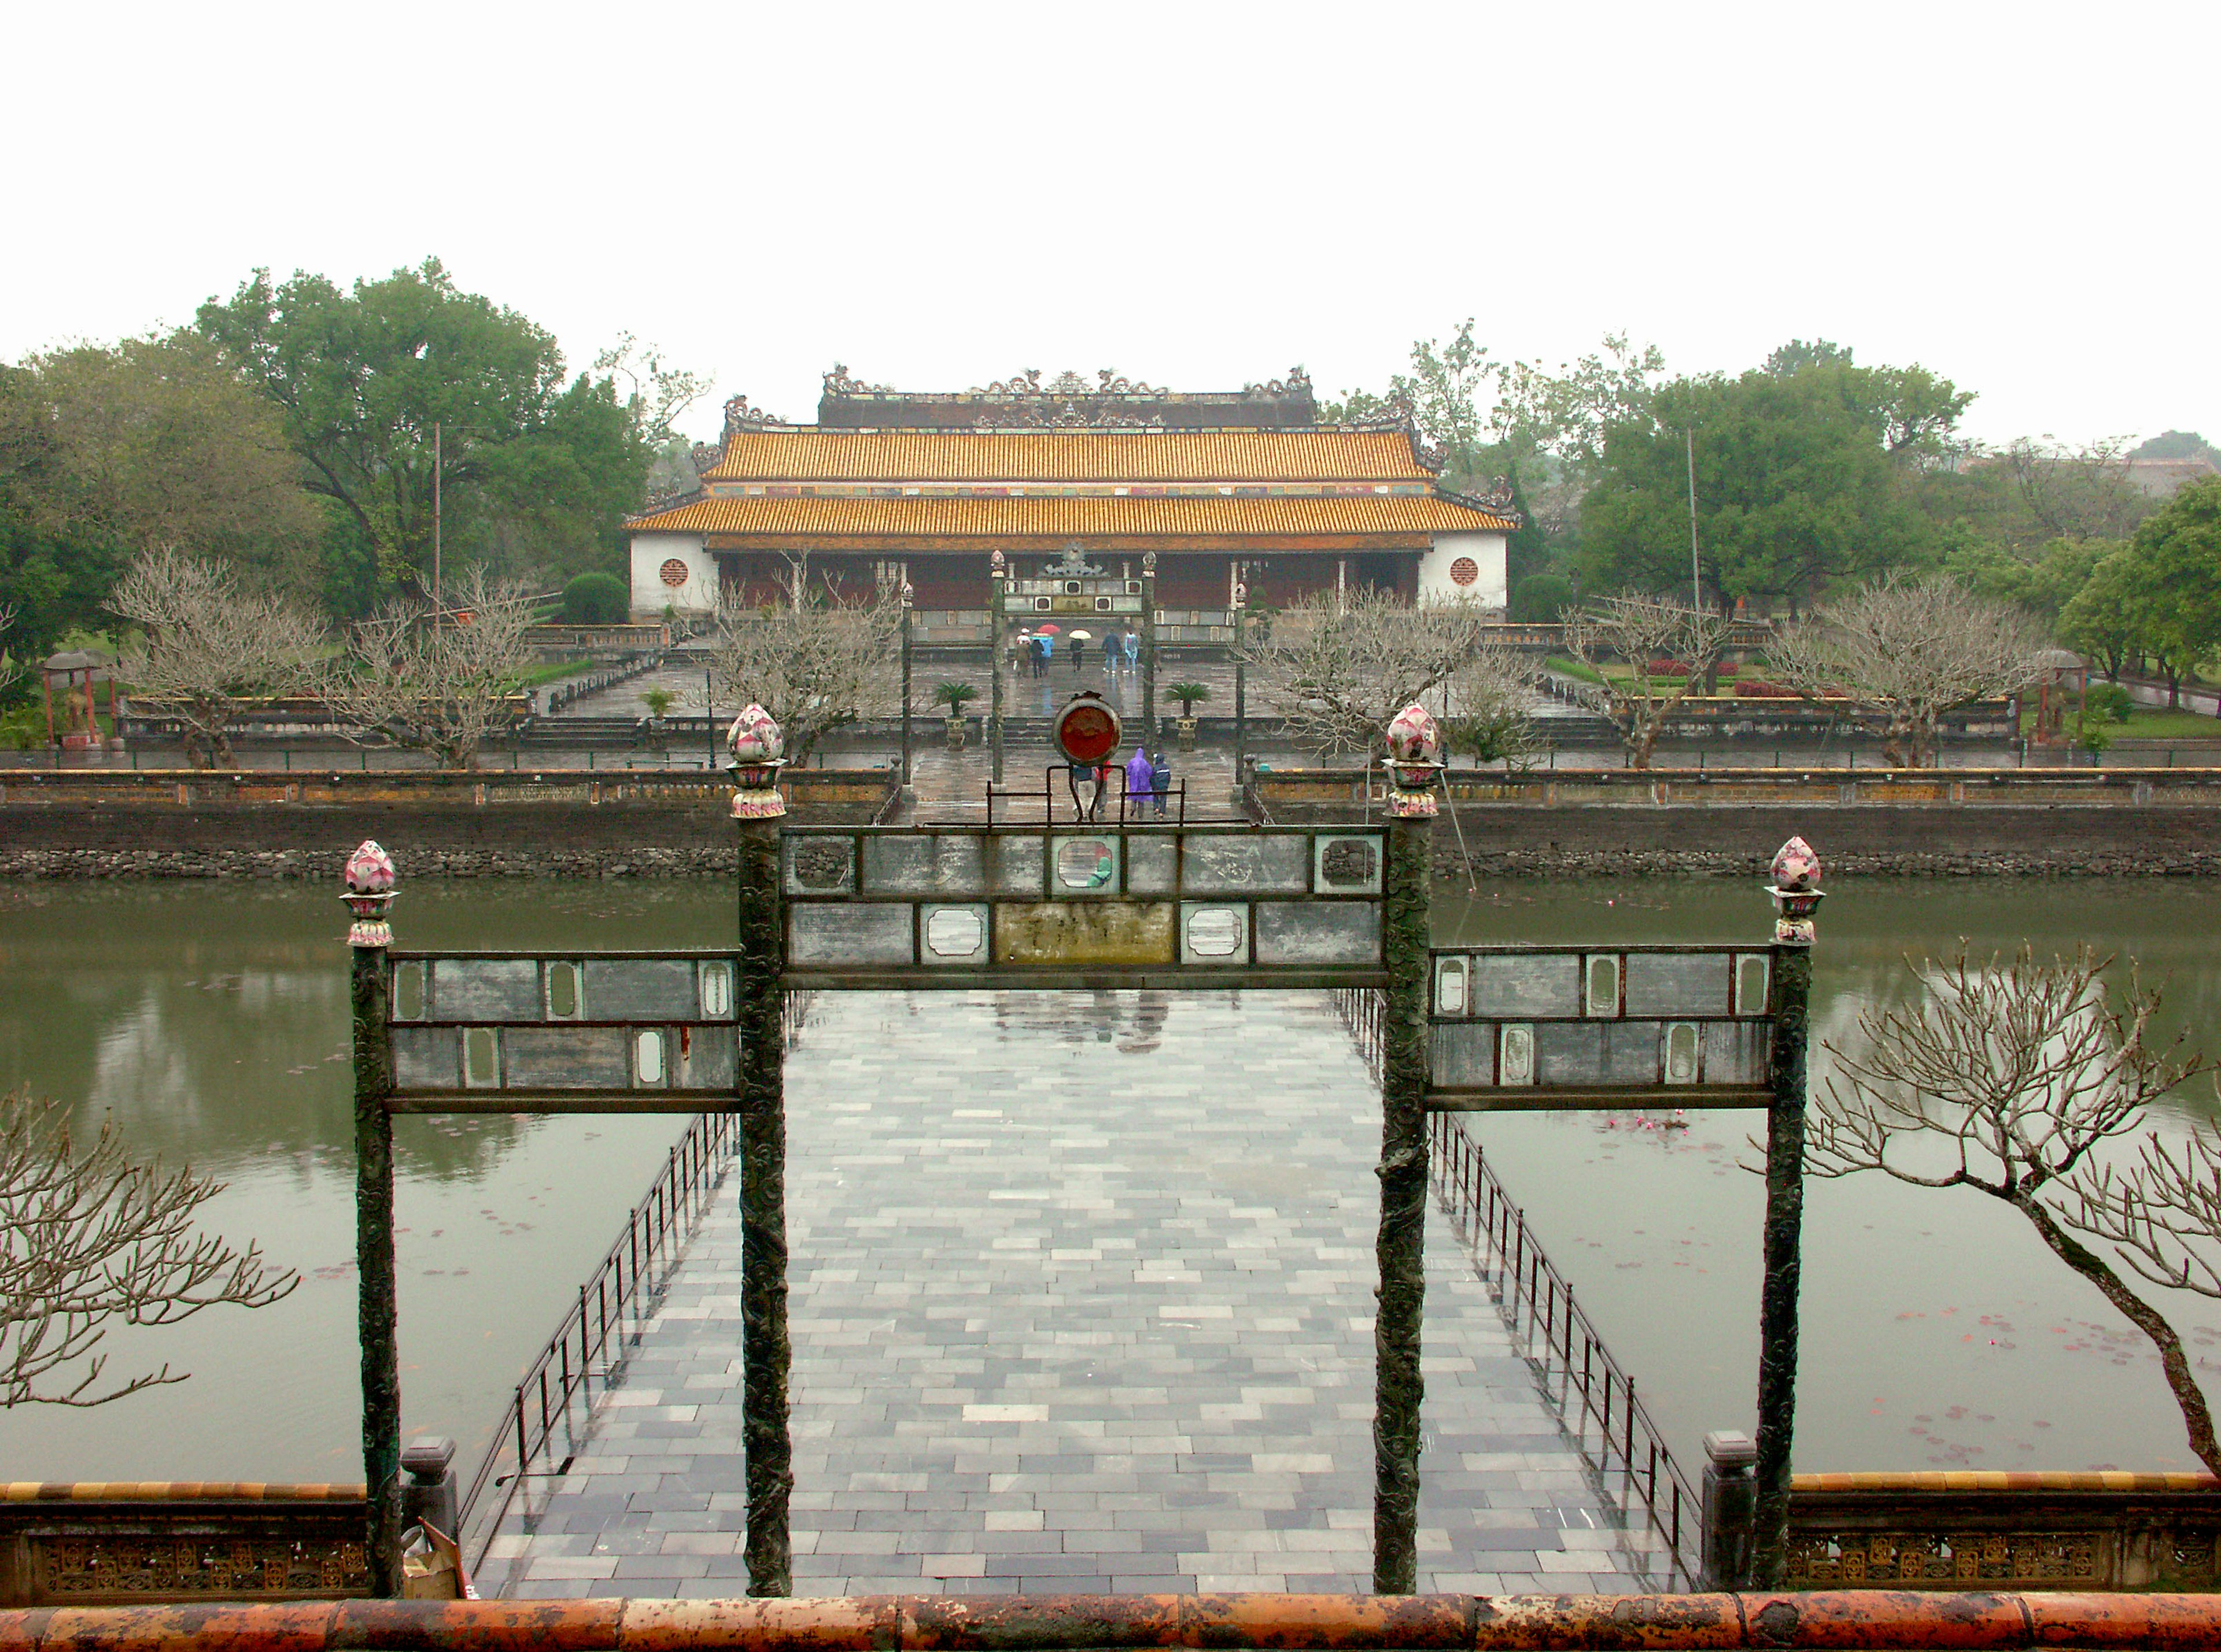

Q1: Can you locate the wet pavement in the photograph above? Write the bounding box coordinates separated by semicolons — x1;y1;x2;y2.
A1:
477;991;1672;1599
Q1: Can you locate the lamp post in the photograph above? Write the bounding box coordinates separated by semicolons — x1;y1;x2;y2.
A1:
990;550;1006;785
1141;551;1157;745
1752;835;1821;1587
899;581;914;788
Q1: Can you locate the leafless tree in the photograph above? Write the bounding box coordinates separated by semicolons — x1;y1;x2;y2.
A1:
1562;594;1735;768
107;548;328;768
1241;589;1529;760
704;557;899;765
0;603;22;696
1803;946;2217;1473
328;568;537;771
2;1087;297;1408
1769;574;2047;767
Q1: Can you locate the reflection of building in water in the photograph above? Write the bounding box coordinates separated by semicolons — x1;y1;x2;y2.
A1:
628;367;1518;625
988;988;1172;1053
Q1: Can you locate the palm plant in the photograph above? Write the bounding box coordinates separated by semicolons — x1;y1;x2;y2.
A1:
1167;682;1212;716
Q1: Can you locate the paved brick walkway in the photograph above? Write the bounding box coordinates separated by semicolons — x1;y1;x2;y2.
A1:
477;991;1670;1599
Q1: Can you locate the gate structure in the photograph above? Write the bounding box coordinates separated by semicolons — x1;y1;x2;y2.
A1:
343;704;1818;1599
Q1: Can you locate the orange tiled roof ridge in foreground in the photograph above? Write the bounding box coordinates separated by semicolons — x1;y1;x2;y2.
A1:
627;493;1515;540
695;426;1436;487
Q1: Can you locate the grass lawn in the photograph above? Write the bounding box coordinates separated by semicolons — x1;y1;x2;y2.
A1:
2115;707;2221;742
512;659;600;690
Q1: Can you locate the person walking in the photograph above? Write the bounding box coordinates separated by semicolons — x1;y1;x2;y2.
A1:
1035;633;1053;678
1151;748;1172;817
1070;635;1086;674
1124;745;1153;820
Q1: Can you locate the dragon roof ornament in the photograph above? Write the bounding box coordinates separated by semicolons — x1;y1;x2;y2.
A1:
721;394;788;437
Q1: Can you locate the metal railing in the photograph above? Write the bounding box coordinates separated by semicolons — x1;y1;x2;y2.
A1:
455;992;816;1573
1329;988;1701;1588
1429;1110;1703;1587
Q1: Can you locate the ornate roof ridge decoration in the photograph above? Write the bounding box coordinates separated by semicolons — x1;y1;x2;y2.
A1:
1242;366;1313;398
821;363;893;397
971;402;1168;431
689;441;723;475
721;394;791;438
1441;479;1524;526
640;483;704;517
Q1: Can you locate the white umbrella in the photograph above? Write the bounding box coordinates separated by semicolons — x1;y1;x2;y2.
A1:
1067;629;1093;640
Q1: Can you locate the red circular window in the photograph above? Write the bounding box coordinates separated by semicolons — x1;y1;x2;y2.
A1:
659;557;690;587
1449;556;1480;587
1053;694;1123;765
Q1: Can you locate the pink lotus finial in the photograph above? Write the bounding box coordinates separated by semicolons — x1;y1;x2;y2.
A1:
726;704;784;765
1771;837;1821;892
1385;704;1441;766
341;840;396;947
344;840;396;895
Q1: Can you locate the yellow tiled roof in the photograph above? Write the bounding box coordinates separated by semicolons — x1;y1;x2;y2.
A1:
628;494;1513;539
698;427;1433;485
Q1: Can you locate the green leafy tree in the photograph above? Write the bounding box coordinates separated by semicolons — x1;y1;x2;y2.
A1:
1578;364;1940;612
2121;479;2221;705
1507;572;1576;623
2056;550;2145;681
195;260;660;596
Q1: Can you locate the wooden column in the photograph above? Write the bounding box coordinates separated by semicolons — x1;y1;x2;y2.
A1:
344;842;401;1597
736;810;793;1595
1373;749;1435;1594
990;552;1006;785
1752;838;1820;1587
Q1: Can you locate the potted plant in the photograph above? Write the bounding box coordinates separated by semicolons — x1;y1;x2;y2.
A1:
1168;682;1211;751
934;679;978;749
641;686;677;749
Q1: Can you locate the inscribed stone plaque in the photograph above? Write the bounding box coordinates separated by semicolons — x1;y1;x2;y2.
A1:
788;904;916;967
1179;902;1249;964
392;1026;460;1089
1705;1019;1769;1085
1315;834;1384;894
1434;956;1469;1017
1180;834;1309;894
502;1025;630;1089
1466;953;1581;1019
988;834;1046;896
785;837;855;895
1534;1020;1665;1087
1252;902;1379;966
921;903;989;963
1431;1022;1495;1088
863;834;985;896
430;959;540;1023
993;901;1175;966
677;1025;738;1089
1126;834;1178;895
582;958;699;1022
1624;952;1732;1018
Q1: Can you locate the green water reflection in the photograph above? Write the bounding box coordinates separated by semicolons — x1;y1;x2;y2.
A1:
2;874;2218;1483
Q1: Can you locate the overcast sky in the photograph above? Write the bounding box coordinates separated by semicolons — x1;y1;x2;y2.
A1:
6;2;2212;450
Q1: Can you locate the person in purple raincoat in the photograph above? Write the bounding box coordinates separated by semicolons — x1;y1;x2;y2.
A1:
1124;746;1153;819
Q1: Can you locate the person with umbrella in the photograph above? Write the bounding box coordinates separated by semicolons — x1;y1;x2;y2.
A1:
1068;629;1088;674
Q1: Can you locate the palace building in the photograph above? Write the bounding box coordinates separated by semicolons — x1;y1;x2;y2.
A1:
626;367;1517;632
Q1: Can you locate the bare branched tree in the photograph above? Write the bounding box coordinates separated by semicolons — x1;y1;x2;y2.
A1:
1803;946;2217;1472
704;557;899;765
107;548;328;768
2;1087;298;1408
0;603;22;696
328;568;537;771
1562;594;1735;768
1770;574;2047;767
1241;589;1528;760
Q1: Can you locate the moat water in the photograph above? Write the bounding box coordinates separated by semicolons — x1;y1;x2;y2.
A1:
3;875;2218;1484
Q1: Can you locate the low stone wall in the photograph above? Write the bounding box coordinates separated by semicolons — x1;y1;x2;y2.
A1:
0;1483;370;1605
1783;1472;2221;1591
1255;767;2221;877
0;769;896;881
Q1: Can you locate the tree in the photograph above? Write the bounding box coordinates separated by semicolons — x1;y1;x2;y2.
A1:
2055;549;2144;682
2119;478;2221;706
3;1086;297;1407
0;603;21;697
1578;365;1941;612
328;568;536;770
704;561;899;766
1803;947;2215;1474
1561;594;1735;768
1;335;323;596
1241;589;1526;759
107;549;327;767
195;260;659;594
1769;574;2046;767
560;572;628;624
1492;331;1668;478
1997;437;2154;547
1507;572;1576;624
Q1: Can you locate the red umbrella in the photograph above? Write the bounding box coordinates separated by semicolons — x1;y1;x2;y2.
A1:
1033;622;1061;635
